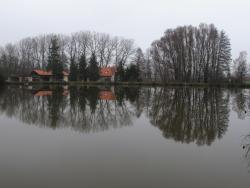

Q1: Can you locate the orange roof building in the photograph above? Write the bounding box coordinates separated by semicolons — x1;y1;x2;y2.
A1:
32;70;52;76
99;67;116;77
32;70;69;76
31;70;69;82
99;67;117;82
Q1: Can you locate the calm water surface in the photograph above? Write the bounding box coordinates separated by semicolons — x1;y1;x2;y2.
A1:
0;85;250;188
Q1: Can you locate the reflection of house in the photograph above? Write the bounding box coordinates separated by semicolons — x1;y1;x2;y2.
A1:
99;67;116;82
99;90;116;100
33;89;69;97
34;90;53;97
30;70;69;82
62;90;69;96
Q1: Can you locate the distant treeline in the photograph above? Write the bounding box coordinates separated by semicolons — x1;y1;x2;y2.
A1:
0;31;138;81
0;23;249;83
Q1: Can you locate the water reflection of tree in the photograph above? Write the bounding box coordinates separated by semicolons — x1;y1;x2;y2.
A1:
0;86;232;145
0;86;142;134
231;89;250;119
47;87;68;128
242;134;250;172
149;87;230;146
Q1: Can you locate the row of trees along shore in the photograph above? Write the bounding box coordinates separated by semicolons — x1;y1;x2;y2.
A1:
0;23;249;83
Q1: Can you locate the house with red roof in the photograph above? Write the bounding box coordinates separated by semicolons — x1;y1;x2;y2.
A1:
31;70;69;82
99;66;117;82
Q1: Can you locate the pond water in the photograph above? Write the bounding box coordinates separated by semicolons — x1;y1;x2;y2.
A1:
0;85;250;188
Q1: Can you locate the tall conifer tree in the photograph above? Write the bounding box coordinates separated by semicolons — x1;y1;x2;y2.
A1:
47;36;63;80
79;54;87;81
69;59;78;81
88;53;99;81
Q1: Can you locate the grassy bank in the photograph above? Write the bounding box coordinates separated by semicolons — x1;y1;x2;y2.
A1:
6;81;250;88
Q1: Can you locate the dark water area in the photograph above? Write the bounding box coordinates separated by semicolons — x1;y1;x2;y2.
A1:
0;85;250;187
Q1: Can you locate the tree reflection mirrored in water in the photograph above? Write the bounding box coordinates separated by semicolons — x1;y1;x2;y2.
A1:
241;134;250;172
0;86;141;133
231;89;250;119
149;87;230;146
1;86;248;146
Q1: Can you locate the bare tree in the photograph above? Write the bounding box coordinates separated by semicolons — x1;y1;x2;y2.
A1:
0;31;135;77
150;24;232;83
132;48;146;81
233;51;248;82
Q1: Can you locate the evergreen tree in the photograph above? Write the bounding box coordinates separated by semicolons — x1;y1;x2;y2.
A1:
47;87;64;128
116;61;125;81
233;51;248;82
145;57;152;81
60;52;68;70
69;59;78;81
79;54;87;81
126;63;139;81
47;36;63;80
216;31;231;81
87;87;99;113
88;53;99;81
133;48;145;81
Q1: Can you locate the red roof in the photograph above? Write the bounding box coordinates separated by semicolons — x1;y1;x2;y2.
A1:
33;70;52;76
99;67;116;77
32;70;69;76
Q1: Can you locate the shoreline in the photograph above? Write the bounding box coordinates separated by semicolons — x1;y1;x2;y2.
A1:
4;81;250;88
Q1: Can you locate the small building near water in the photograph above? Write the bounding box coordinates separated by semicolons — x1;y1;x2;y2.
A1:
31;70;52;82
7;70;69;83
30;70;69;82
99;67;117;82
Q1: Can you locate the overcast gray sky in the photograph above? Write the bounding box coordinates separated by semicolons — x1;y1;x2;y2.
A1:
0;0;249;58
